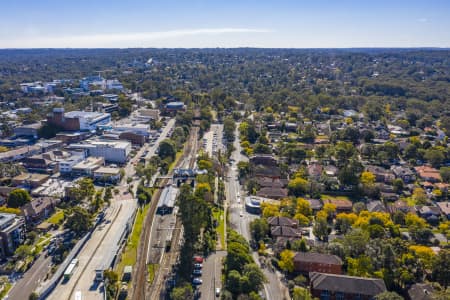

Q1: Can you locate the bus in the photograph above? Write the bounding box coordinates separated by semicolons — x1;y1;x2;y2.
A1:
64;258;79;280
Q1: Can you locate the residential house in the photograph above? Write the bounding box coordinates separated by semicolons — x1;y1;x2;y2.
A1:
408;283;435;300
366;200;387;213
366;165;395;183
416;205;441;225
388;199;413;214
308;163;323;180
436;202;450;219
307;198;323;212
322;198;353;213
309;272;387;300
391;165;416;183
415;166;442;183
256;187;288;199
268;216;299;228
21;197;59;224
270;226;301;239
294;252;342;275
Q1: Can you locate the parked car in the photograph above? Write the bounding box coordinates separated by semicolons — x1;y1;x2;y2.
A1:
192;278;203;285
215;288;221;297
193;269;202;276
194;263;202;269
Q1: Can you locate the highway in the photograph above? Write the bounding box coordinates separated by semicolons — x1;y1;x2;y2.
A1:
45;118;175;300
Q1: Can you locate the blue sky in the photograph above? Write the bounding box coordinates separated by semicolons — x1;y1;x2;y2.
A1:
0;0;449;48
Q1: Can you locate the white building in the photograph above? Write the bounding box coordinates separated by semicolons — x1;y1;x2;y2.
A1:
58;152;86;174
68;140;131;164
112;123;150;137
63;111;111;131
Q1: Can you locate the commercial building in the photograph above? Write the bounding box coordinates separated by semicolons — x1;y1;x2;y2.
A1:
58;152;86;174
47;108;111;131
93;167;121;184
72;157;105;177
14;123;41;139
0;213;26;258
12;173;50;188
68;140;131;164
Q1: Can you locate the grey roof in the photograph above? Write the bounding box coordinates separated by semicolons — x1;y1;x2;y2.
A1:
408;283;434;300
294;252;342;265
367;200;386;213
267;216;298;227
157;185;178;209
271;226;301;238
310;272;386;296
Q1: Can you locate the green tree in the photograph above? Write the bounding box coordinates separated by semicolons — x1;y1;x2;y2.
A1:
293;287;314;300
250;218;269;243
375;291;404;300
278;249;295;273
7;188;31;208
226;270;242;295
432;249;450;288
440;167;450;183
424;149;445;168
313;217;329;241
158;139;177;160
29;292;39;300
170;283;194;300
288;177;309;196
65;207;93;236
243;263;267;293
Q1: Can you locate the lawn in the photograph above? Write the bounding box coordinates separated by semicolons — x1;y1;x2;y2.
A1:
148;263;159;283
167;150;183;172
213;208;225;250
47;209;64;225
116;202;150;276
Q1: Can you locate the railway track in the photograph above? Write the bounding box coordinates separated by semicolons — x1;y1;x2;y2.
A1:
132;127;199;300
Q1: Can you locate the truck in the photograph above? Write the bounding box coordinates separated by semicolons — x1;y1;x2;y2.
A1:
63;258;79;280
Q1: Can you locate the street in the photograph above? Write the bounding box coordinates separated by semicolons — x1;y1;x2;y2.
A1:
225;124;289;300
198;251;226;300
7;250;52;300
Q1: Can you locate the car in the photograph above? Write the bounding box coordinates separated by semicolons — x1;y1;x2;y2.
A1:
240;211;244;217
192;278;203;285
194;263;202;269
193;269;202;276
215;288;221;297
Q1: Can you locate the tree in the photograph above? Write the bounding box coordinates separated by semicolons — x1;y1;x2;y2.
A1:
375;291;403;300
250;218;269;242
296;198;312;216
226;270;242;295
347;255;373;277
433;249;450;288
223;117;236;142
158;139;177;160
65;207;93;236
15;244;33;259
293;287;314;300
7;188;31;208
424;149;445;168
360;171;375;186
243;263;267;293
313;217;329;241
440;167;450;183
29;292;39;300
278;249;295;273
170;283;194;300
288;177;309;196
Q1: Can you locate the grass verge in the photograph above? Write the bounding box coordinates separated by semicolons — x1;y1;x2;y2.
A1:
147;263;159;283
116;202;150;276
213;208;225;249
47;209;64;225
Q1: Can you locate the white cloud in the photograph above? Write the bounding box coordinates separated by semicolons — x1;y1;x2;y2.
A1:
0;28;274;48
